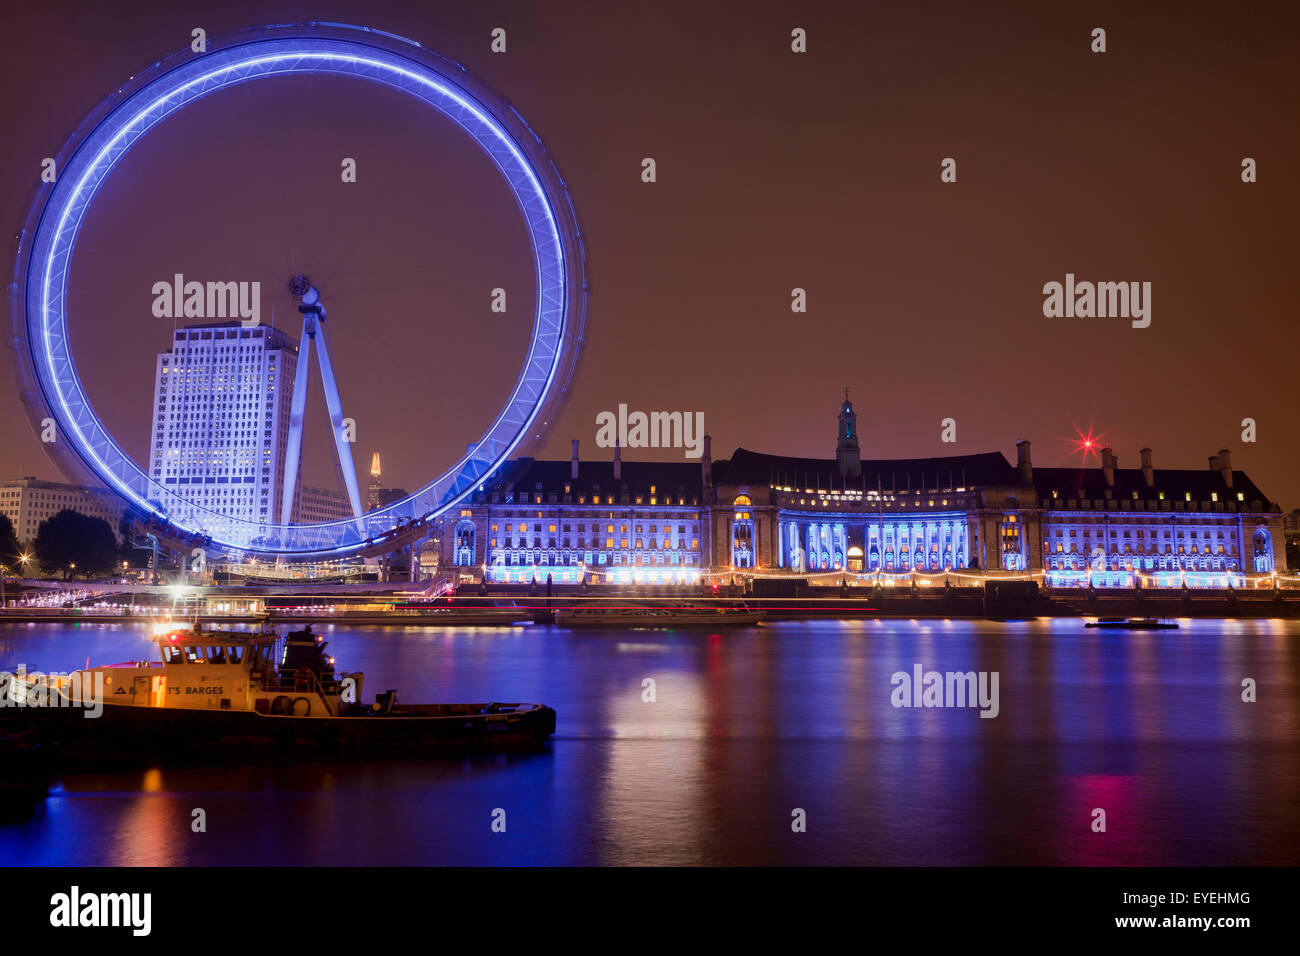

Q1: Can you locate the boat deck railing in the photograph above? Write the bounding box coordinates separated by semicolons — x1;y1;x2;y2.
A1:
256;669;342;716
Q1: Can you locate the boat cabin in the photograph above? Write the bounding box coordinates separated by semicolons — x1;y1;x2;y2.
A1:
84;623;363;717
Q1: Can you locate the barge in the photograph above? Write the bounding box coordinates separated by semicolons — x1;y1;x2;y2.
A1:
554;603;764;628
1085;617;1181;630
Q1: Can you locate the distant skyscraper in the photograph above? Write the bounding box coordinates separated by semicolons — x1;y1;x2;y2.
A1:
376;486;409;508
148;323;299;539
367;452;382;512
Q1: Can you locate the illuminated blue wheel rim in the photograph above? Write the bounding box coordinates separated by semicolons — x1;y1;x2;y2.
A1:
13;23;588;559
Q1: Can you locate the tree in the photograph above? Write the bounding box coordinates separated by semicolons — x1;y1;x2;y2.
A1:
0;513;20;566
33;509;118;580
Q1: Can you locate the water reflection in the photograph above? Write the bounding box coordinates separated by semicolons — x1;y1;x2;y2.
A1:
1;618;1297;865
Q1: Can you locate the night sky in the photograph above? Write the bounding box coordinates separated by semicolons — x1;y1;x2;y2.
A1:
2;0;1297;511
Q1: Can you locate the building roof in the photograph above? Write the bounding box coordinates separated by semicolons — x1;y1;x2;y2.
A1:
483;457;704;498
713;447;1020;491
466;447;1278;511
1031;467;1274;508
170;323;298;350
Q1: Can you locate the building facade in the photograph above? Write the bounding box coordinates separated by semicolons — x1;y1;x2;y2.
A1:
297;485;351;524
0;477;126;544
439;399;1288;588
441;440;706;585
148;323;299;540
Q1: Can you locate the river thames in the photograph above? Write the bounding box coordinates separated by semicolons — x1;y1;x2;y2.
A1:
1;618;1297;866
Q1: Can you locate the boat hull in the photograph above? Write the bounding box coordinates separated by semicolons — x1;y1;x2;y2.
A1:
0;700;556;763
1085;620;1180;630
555;611;764;628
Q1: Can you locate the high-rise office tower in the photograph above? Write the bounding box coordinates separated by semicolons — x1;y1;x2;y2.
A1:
148;323;299;539
367;452;382;511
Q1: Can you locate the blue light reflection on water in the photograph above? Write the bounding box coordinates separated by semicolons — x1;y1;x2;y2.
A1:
0;617;1296;865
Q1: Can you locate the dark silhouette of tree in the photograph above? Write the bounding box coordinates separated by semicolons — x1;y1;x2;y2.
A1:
33;509;118;580
0;513;20;566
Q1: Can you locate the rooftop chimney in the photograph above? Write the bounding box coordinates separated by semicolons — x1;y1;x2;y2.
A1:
1016;439;1032;484
1140;447;1154;487
571;439;580;480
613;439;622;481
1218;448;1233;488
1101;446;1116;487
701;433;713;488
1209;454;1221;472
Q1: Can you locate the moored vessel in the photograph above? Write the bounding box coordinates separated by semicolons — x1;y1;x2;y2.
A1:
1085;617;1180;630
554;603;764;628
0;620;555;760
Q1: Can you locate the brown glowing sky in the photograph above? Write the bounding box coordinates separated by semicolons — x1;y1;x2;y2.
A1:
2;0;1298;511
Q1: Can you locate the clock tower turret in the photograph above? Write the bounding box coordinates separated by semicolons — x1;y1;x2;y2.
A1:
837;389;861;478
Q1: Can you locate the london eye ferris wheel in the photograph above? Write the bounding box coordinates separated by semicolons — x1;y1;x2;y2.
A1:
10;21;589;561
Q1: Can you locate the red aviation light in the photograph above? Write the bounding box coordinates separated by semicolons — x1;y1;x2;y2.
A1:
1065;424;1109;466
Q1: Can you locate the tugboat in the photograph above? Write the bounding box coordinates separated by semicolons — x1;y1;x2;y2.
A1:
0;620;555;759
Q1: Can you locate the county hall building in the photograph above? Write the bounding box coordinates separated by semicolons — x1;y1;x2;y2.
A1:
440;398;1286;588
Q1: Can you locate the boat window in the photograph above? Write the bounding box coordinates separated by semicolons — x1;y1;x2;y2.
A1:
161;645;185;664
260;645;274;662
207;646;226;664
226;646;244;663
185;646;204;663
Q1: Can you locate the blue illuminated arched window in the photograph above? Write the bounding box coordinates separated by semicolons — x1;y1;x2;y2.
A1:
1253;529;1273;572
454;520;476;567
